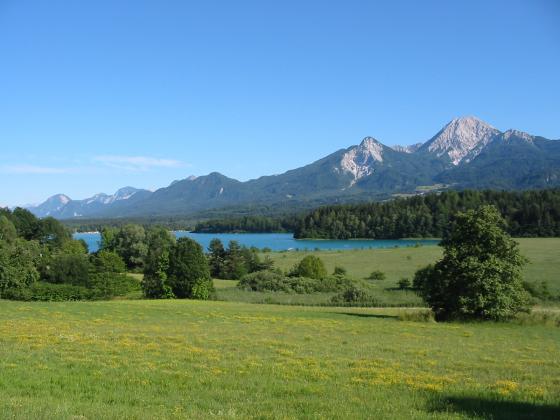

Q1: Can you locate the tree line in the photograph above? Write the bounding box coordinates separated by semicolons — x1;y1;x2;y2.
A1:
293;189;560;239
0;208;137;300
194;216;298;234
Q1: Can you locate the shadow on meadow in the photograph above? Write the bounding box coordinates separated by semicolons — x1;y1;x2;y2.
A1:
429;396;560;420
336;312;398;319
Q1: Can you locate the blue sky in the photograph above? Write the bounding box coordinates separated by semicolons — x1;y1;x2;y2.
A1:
1;0;559;206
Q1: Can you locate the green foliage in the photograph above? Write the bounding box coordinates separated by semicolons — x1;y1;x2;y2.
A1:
102;224;148;270
522;280;558;302
92;250;126;273
46;254;92;286
413;205;530;321
59;239;89;255
367;270;386;281
222;240;248;280
238;270;350;294
0;216;17;244
194;215;295;233
141;227;176;298
2;282;92;301
0;210;142;301
209;239;273;280
330;284;380;306
167;238;211;298
333;266;347;276
191;279;215;300
208;238;226;278
0;239;40;297
88;272;139;299
294;189;560;239
398;277;411;290
289;255;327;279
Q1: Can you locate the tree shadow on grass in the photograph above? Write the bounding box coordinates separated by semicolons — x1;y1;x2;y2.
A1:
430;396;560;420
336;312;398;319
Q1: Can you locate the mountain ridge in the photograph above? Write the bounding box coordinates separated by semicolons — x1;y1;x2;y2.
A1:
26;116;560;219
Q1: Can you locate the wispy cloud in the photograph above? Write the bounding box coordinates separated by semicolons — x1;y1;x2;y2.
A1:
93;155;184;171
0;164;71;174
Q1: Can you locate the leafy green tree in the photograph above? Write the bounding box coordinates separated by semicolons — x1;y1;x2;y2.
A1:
10;208;41;240
38;217;71;248
223;240;248;280
413;205;530;321
113;225;148;269
142;227;176;298
167;238;212;298
290;255;327;279
100;227;118;251
46;254;92;287
0;239;40;297
208;238;226;278
0;216;17;243
92;250;126;273
59;239;89;255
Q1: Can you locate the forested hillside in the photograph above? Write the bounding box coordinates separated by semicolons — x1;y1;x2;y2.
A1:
293;190;560;239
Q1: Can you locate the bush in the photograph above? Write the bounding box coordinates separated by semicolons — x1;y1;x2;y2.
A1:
46;254;91;286
367;270;386;281
333;266;347;277
331;284;380;307
191;279;215;300
238;270;350;294
522;280;557;302
289;256;327;279
3;282;92;301
89;272;139;299
398;277;411;290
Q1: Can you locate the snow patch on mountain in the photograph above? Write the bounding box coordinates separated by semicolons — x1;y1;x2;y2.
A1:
392;143;422;153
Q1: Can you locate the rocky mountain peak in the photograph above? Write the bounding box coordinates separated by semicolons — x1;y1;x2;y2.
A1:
503;129;534;143
421;116;500;165
338;137;385;184
51;194;71;205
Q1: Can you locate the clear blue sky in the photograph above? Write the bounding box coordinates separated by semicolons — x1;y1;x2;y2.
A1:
1;0;559;206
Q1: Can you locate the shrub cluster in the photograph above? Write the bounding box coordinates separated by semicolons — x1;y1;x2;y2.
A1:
238;270;351;294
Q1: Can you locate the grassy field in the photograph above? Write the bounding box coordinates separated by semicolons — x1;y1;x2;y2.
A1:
216;238;560;306
1;299;559;419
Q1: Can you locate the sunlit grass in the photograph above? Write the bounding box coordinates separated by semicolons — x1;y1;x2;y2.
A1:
0;299;558;419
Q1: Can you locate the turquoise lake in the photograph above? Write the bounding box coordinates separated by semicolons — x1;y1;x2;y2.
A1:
73;232;440;253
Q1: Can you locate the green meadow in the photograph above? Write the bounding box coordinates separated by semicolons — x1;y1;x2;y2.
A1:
1;300;559;419
1;238;559;419
216;238;560;306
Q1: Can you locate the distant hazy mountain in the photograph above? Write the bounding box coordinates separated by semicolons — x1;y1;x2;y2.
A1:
28;187;151;218
28;116;560;219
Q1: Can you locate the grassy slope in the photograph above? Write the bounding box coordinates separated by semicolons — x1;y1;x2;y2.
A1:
216;238;560;306
0;300;559;419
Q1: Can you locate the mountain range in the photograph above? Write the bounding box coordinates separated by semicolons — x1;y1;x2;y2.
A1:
27;116;560;220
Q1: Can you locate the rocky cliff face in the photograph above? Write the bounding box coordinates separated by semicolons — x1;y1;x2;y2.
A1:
419;116;500;165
